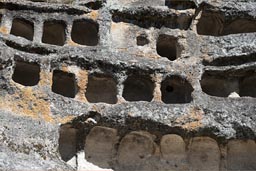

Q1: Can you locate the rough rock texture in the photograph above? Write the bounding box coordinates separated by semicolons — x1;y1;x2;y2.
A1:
0;0;256;170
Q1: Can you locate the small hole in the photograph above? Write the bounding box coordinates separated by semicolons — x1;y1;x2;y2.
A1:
83;1;103;10
85;74;117;104
239;75;256;97
12;61;40;86
165;0;196;10
71;20;99;46
196;12;223;36
161;76;193;104
0;15;3;25
42;20;66;46
123;75;154;102
137;34;149;46
197;11;256;36
157;34;177;61
10;18;34;41
200;72;239;97
201;71;256;98
52;70;77;98
139;155;144;159
165;85;174;92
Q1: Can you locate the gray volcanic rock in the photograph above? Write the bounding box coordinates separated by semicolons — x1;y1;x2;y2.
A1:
0;110;75;171
0;0;255;170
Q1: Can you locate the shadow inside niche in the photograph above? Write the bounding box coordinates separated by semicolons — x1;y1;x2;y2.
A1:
59;124;78;162
233;122;255;140
58;111;101;161
165;0;196;10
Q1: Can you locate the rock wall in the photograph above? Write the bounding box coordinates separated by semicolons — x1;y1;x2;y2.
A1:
0;0;255;171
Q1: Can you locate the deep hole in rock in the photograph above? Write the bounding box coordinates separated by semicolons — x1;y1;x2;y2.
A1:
166;85;174;93
137;34;149;46
203;53;256;67
223;19;256;35
52;70;77;98
161;76;193;104
200;72;239;97
122;75;154;102
85;74;117;104
29;0;73;3
71;19;99;46
12;61;40;86
10;18;34;41
239;74;256;98
6;40;55;55
157;34;177;61
83;1;104;10
30;0;46;2
197;11;256;36
42;20;66;46
165;0;196;10
197;12;223;36
112;10;192;30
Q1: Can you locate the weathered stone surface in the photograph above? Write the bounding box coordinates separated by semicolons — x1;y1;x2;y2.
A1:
227;140;256;171
188;137;220;171
85;126;118;168
0;110;74;171
0;0;256;170
117;131;156;170
160;134;187;170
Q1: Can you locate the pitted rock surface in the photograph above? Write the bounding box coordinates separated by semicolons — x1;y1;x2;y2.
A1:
0;0;256;170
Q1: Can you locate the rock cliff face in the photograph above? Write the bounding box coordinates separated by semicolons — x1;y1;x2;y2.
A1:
0;0;256;170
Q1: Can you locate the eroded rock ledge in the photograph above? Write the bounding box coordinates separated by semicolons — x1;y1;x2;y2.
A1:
59;116;256;171
0;0;255;171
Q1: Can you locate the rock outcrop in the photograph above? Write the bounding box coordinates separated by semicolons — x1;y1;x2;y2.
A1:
0;0;255;170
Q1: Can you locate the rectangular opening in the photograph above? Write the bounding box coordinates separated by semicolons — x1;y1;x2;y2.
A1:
112;10;192;30
12;61;40;86
52;70;77;98
157;34;177;61
161;75;193;104
200;71;256;98
85;74;117;104
197;11;256;36
10;18;34;41
122;75;154;102
42;20;66;46
165;0;196;10
71;19;99;46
